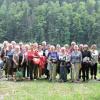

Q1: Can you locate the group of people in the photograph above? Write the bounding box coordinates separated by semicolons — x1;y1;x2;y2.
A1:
0;41;100;82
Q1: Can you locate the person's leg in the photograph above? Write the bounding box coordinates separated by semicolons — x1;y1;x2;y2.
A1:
26;65;30;78
94;63;97;79
0;68;2;79
52;63;57;81
56;60;60;74
49;64;52;81
4;62;8;78
7;59;12;80
86;63;90;81
60;66;63;81
13;68;17;81
23;62;26;78
82;62;86;81
79;63;82;79
75;63;81;81
39;67;42;78
34;64;38;79
71;64;75;82
63;66;67;82
29;61;34;80
90;64;93;79
44;63;49;79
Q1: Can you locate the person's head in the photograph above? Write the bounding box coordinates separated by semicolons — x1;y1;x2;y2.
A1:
42;41;47;48
38;45;42;51
61;47;66;54
91;44;97;50
74;45;79;51
15;45;20;53
19;42;23;48
33;42;38;50
30;44;34;51
11;41;16;48
25;44;29;51
56;44;61;51
50;45;55;52
71;41;76;47
64;44;69;50
79;44;84;51
42;41;47;46
83;44;89;51
8;44;13;50
3;41;8;48
47;44;51;52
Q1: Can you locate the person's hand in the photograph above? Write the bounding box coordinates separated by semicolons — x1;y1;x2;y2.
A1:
48;60;51;63
16;63;18;66
21;62;23;65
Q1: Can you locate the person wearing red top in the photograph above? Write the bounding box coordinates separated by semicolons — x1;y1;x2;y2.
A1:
27;43;40;80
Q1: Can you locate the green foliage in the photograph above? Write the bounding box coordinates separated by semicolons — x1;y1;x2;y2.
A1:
0;0;99;46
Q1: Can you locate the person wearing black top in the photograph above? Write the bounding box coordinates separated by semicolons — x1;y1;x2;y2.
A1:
82;45;92;82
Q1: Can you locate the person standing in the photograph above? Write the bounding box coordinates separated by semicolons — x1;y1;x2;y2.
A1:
70;45;82;82
82;45;92;82
59;47;68;82
90;44;98;79
47;45;59;82
6;44;14;80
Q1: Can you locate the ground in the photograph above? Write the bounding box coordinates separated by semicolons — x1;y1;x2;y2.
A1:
0;76;100;100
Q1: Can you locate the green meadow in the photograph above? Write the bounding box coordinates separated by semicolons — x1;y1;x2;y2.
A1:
0;76;100;100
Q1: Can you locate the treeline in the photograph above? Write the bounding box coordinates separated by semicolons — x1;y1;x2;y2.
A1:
0;0;100;46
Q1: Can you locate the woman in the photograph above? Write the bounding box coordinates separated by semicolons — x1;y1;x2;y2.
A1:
6;44;14;80
13;45;24;81
32;43;40;79
47;45;59;82
70;45;82;82
59;47;67;82
82;45;91;82
64;44;71;75
38;45;46;78
27;43;40;80
90;44;98;79
1;41;9;78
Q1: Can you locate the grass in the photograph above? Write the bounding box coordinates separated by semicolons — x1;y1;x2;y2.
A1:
0;75;100;100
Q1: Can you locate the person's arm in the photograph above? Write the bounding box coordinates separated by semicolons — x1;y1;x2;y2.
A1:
47;52;51;63
21;54;24;65
80;52;82;62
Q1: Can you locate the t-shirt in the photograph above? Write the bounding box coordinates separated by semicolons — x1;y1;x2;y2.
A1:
70;51;82;64
48;52;59;61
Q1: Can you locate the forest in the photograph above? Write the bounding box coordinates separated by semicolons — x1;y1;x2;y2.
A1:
0;0;100;46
